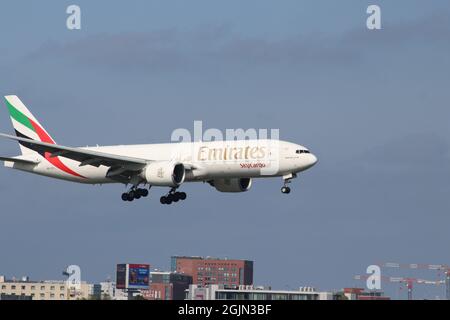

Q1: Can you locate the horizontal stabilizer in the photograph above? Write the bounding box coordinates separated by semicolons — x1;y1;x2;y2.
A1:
0;156;39;165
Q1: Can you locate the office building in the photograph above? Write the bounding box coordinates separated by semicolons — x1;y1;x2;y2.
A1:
0;276;92;300
142;271;192;300
186;284;334;300
171;256;253;287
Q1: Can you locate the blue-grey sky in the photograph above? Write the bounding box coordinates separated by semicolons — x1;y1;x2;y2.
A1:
1;0;450;299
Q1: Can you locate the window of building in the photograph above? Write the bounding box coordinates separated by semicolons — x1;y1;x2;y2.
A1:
41;286;45;291
21;285;26;290
50;293;55;298
60;294;65;299
11;285;16;290
272;293;288;300
60;286;65;291
1;285;6;290
50;286;55;291
31;286;35;290
40;293;45;298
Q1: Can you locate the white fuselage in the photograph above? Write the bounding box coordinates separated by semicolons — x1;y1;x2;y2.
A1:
6;139;318;185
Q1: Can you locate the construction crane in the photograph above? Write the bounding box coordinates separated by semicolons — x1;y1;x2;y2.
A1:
354;274;444;300
376;262;450;300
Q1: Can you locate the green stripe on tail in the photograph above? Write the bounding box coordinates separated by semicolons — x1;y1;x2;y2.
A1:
5;98;35;132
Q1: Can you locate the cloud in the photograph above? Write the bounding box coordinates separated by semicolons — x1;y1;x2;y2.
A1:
342;11;450;48
21;11;450;75
22;28;359;74
26;30;186;73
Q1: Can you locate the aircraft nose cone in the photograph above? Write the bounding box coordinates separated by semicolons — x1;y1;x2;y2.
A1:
309;153;318;167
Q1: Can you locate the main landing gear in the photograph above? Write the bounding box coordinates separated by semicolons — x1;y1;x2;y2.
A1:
160;187;187;205
281;173;296;194
121;188;149;201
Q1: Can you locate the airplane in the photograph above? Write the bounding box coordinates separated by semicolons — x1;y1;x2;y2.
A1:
0;95;318;205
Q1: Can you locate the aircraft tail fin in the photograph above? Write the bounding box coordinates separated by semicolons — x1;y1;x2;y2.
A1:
4;95;56;155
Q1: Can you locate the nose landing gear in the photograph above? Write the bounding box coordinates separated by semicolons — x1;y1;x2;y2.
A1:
160;187;187;205
281;186;291;194
281;173;296;194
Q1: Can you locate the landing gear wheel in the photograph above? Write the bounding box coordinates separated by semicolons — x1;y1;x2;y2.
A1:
281;186;291;194
122;187;150;202
160;189;187;205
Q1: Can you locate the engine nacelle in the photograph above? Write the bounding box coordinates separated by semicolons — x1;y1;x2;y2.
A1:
211;178;252;193
142;161;185;187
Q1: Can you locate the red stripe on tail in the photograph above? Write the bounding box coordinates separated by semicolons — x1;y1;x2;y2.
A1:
29;119;85;179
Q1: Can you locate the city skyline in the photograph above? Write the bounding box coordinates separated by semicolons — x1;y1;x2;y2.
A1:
1;254;449;300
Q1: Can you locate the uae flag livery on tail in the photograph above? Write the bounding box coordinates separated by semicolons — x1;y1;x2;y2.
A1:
4;95;84;178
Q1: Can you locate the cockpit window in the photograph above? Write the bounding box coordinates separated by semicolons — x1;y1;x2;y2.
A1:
296;149;310;154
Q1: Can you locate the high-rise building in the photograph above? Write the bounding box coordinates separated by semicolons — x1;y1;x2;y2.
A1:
171;256;253;287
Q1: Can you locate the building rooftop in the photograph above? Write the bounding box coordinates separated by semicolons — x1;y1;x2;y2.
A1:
0;276;87;285
172;255;252;262
210;285;319;295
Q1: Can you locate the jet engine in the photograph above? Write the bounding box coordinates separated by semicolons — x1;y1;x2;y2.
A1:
211;178;252;193
142;161;185;187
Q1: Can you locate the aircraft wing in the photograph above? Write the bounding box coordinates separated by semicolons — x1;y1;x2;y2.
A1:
0;133;148;171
